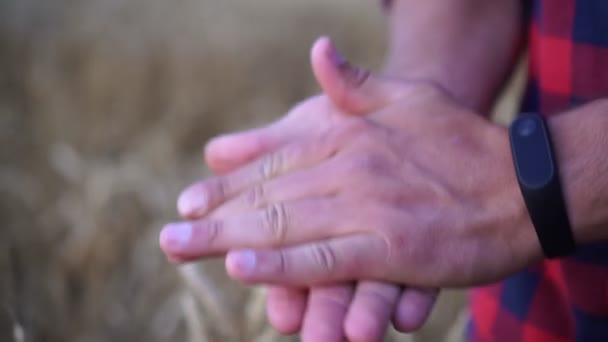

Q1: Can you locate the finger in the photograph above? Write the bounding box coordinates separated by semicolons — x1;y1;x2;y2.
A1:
204;35;395;175
266;286;308;334
204;118;292;175
392;287;439;332
162;198;352;260
208;157;346;218
344;281;400;342
204;95;332;175
311;36;405;115
225;234;389;286
301;284;354;342
179;129;345;219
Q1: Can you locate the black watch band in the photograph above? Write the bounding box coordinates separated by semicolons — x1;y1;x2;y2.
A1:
509;113;576;258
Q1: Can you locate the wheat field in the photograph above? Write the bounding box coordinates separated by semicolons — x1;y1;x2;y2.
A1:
0;0;524;341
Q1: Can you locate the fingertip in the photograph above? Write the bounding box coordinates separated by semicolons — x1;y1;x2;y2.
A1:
176;183;208;219
266;287;307;335
310;35;342;97
204;135;240;173
392;288;439;332
300;285;353;342
310;35;334;64
160;222;192;252
344;308;387;342
344;282;399;342
204;130;273;174
310;35;375;115
159;222;195;264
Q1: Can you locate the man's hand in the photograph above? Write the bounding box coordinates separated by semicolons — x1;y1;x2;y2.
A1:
165;37;438;341
161;40;543;289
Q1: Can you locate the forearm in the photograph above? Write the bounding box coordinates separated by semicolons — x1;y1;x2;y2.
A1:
550;100;608;245
382;0;524;112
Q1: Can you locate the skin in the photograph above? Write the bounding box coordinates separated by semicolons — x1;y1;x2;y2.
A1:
170;39;439;340
162;41;608;338
164;0;529;339
162;43;608;279
162;50;540;285
266;0;525;338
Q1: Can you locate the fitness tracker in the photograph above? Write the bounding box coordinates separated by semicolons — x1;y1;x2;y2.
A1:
509;113;576;258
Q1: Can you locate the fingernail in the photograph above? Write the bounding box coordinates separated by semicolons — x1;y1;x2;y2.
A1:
227;250;257;276
160;222;192;249
178;186;208;217
325;40;369;88
326;39;347;67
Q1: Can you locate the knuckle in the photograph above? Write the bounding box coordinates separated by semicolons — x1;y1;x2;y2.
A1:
348;66;371;88
308;242;337;274
200;220;222;247
274;249;288;275
208;177;228;201
386;232;408;259
378;230;401;266
348;153;387;177
258;151;283;180
281;142;309;166
244;184;266;208
262;203;289;244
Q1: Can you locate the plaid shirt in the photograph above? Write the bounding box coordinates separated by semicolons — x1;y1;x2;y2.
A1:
469;0;608;341
383;0;608;340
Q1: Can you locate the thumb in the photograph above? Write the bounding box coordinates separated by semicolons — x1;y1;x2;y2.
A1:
311;36;403;115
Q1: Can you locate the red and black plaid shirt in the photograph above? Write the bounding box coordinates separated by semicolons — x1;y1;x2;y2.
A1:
383;0;608;340
469;0;608;341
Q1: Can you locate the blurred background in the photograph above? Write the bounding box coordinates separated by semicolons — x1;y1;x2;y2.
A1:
0;0;523;341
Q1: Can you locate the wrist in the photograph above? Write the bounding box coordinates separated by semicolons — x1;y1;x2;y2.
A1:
381;64;491;113
548;106;608;245
381;0;523;113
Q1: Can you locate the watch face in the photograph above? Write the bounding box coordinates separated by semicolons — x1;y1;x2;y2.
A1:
510;113;554;188
509;112;576;258
516;116;538;137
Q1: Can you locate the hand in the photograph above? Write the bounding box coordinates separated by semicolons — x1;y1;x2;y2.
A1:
163;37;438;341
161;40;543;289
